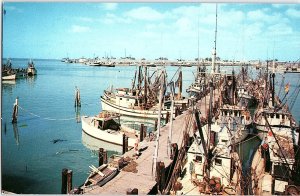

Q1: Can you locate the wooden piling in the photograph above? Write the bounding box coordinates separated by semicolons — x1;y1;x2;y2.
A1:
154;119;158;132
170;143;178;160
99;148;104;166
74;87;81;107
156;161;166;192
143;126;147;140
123;134;128;154
126;188;138;195
67;169;73;193
104;149;108;164
166;112;170;124
140;124;144;142
12;97;18;123
61;168;68;194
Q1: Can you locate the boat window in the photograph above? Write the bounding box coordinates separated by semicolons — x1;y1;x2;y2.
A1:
276;114;280;119
120;98;122;100
215;158;222;166
221;139;228;143
195;155;202;163
270;113;274;118
127;98;129;101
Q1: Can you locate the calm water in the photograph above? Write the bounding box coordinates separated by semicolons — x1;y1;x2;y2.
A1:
1;59;299;193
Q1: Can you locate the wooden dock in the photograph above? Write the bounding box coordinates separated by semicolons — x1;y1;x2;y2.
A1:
82;89;219;194
83;109;194;194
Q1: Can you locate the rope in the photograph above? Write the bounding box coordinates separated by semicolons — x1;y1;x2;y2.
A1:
17;105;77;121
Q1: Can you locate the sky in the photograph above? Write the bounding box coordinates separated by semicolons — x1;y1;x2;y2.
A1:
2;2;300;61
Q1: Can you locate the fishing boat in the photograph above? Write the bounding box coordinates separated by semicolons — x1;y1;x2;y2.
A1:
253;69;298;141
81;111;136;147
251;131;300;195
2;72;16;80
254;106;298;140
27;60;37;76
82;164;118;190
177;112;243;195
101;66;184;120
215;72;252;143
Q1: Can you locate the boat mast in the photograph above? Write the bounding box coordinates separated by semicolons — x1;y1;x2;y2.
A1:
168;82;175;155
144;65;148;106
177;67;182;100
153;71;165;175
211;4;218;74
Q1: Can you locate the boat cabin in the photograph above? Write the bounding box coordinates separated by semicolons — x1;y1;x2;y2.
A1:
115;88;149;109
92;112;120;131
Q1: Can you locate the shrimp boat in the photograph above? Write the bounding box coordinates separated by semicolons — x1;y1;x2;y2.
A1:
27;60;37;76
81;111;136;147
216;72;252;143
251;131;300;195
101;66;185;120
178;111;243;195
253;71;298;141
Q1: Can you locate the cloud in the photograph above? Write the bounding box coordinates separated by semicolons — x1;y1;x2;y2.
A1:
102;3;118;11
71;25;90;33
101;13;131;24
267;23;293;35
125;7;165;21
77;17;94;22
286;8;300;18
247;9;283;23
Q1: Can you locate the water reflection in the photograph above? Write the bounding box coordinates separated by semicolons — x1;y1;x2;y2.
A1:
81;131;122;153
12;123;20;146
26;75;37;87
75;107;81;123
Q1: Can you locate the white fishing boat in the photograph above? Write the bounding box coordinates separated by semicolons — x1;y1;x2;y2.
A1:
216;104;251;143
81;111;136;147
101;66;184;120
101;88;171;120
178;120;243;195
254;108;298;142
2;73;16;80
27;60;37;76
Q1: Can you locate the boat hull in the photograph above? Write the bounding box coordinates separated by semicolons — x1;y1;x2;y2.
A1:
81;116;135;147
2;74;16;80
101;96;169;119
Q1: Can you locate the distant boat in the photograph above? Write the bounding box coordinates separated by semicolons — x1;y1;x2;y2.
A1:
81;111;136;147
61;57;70;63
2;73;16;80
27;60;37;76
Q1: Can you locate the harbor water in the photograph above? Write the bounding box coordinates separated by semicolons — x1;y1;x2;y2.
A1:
1;59;299;193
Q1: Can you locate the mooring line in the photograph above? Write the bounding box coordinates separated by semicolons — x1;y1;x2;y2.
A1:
17;105;77;121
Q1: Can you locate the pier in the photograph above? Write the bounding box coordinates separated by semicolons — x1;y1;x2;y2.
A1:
82;110;193;194
80;88;220;194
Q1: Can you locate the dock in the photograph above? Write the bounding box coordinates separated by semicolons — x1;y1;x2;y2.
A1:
83;109;194;194
82;88;220;194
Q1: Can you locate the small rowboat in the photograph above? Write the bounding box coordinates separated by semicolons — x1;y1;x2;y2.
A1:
83;164;118;188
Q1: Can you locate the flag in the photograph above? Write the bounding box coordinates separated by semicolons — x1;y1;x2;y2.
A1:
285;83;290;93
